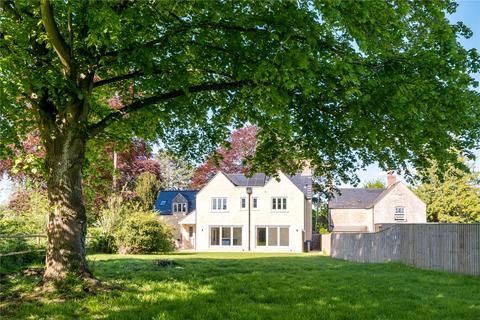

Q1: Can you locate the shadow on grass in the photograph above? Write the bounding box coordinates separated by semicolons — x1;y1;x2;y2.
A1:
2;254;479;320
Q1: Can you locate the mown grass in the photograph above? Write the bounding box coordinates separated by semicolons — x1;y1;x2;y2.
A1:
1;252;479;319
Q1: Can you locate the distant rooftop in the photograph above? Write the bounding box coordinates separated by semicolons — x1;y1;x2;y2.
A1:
328;188;385;209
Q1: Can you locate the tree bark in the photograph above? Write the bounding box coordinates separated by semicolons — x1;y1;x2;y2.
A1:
42;127;93;283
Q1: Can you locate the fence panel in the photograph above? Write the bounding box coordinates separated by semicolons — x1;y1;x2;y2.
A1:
331;224;480;276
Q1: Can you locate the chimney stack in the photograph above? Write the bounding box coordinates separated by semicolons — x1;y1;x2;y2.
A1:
301;160;312;176
387;171;396;188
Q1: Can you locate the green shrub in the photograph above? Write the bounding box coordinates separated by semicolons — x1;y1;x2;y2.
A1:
0;203;47;273
115;210;174;254
88;229;117;254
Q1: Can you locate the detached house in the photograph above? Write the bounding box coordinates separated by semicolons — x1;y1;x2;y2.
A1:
328;175;426;232
156;169;313;252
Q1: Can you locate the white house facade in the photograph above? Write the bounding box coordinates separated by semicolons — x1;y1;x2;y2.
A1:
179;171;312;252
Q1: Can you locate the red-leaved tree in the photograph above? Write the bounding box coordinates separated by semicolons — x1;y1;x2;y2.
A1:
190;126;257;189
0;132;45;184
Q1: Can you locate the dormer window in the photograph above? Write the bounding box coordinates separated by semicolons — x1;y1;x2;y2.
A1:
173;202;187;213
171;193;189;214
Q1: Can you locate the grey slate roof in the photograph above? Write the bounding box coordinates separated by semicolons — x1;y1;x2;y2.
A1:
225;173;268;187
328;188;385;209
287;174;312;199
224;172;312;199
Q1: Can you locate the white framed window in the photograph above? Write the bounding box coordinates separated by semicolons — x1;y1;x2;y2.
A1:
210;226;242;246
256;226;289;247
394;206;406;221
272;197;287;211
240;197;247;209
253;197;258;209
173;202;187;213
212;198;228;211
160;200;166;205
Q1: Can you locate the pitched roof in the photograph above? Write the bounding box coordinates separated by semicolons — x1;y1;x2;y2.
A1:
155;190;197;215
287;174;313;199
224;172;312;198
328;188;385;209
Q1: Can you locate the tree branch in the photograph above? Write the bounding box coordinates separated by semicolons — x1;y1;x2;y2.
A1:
93;66;234;88
103;24;191;58
102;20;269;59
40;0;72;74
93;69;172;88
88;80;250;137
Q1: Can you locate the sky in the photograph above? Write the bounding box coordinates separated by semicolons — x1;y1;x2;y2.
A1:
1;1;480;204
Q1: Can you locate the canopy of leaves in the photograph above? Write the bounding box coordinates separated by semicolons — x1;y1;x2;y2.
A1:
0;132;45;184
1;1;479;184
415;161;480;223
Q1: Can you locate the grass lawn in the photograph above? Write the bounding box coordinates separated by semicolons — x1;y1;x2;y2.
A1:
1;252;479;319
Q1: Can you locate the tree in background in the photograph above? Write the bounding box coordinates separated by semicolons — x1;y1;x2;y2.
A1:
134;172;161;211
415;162;480;223
114;139;161;188
363;179;386;189
155;150;194;190
311;176;335;234
191;126;257;188
1;136;159;217
2;1;479;285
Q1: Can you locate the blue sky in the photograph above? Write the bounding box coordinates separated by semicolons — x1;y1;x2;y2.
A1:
1;2;480;203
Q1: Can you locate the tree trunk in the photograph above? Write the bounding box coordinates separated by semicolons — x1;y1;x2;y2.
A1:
42;129;94;284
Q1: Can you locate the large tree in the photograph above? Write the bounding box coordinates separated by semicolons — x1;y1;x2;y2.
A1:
1;1;479;285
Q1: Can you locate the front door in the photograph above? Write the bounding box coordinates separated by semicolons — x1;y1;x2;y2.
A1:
183;225;195;249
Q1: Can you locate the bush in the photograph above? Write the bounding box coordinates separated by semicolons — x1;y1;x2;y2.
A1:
115;210;174;254
88;228;117;254
0;202;47;272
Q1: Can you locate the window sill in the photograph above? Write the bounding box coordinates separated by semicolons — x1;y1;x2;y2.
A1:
256;245;290;247
209;245;242;247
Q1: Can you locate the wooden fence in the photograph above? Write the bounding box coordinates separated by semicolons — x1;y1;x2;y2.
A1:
0;234;47;257
331;223;480;276
0;234;94;257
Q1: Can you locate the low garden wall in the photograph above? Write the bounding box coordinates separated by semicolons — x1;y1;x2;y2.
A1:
331;223;480;276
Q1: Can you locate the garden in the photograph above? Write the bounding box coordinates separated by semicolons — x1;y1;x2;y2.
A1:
1;253;479;319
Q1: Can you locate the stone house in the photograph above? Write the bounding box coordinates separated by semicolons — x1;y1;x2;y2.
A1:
327;175;426;232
